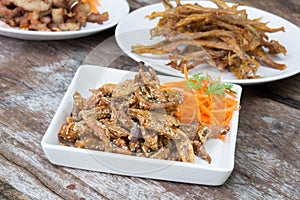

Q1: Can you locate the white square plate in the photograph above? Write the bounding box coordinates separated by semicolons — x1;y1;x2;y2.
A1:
41;65;242;185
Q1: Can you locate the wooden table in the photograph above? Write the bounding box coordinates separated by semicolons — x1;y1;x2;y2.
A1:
1;0;299;199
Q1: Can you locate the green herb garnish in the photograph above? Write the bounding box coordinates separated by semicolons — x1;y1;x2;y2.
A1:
185;72;236;96
185;72;207;91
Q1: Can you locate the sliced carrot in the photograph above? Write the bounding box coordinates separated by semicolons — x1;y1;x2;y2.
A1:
225;90;237;98
218;135;226;142
183;64;188;80
162;72;239;142
82;0;100;14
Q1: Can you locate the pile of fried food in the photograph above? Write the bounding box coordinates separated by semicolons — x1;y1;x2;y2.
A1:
58;63;228;163
132;0;287;79
0;0;108;31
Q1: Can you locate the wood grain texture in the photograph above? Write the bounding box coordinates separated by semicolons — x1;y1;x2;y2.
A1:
0;0;299;199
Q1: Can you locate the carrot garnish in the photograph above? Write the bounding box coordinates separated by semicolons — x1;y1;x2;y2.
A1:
82;0;101;14
163;72;239;141
218;134;226;142
183;64;189;81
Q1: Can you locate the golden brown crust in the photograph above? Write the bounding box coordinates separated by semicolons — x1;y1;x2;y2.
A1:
0;0;109;31
132;0;286;79
58;63;218;164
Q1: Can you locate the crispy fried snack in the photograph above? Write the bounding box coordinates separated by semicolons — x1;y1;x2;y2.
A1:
132;0;286;79
0;0;108;31
58;63;227;163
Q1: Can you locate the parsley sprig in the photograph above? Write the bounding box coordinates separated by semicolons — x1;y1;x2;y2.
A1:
186;72;236;97
185;73;207;91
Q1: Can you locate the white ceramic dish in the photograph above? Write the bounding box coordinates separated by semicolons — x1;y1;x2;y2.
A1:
0;0;129;40
41;64;242;185
115;0;300;85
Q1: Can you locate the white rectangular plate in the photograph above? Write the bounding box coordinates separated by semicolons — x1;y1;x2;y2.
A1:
41;65;242;185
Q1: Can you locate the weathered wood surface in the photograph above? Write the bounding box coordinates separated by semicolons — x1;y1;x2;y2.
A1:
0;0;299;199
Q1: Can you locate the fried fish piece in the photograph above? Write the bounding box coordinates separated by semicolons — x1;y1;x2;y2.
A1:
58;64;224;164
0;0;109;31
132;0;286;79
